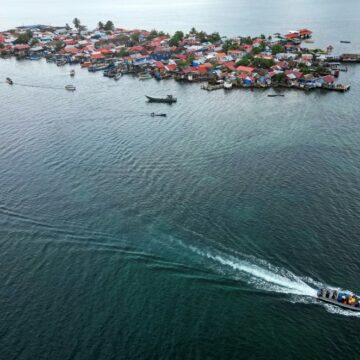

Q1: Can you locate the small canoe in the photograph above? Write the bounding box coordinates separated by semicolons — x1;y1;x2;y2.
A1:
268;94;284;97
70;70;75;77
340;40;351;44
151;113;167;117
65;85;76;91
6;77;13;85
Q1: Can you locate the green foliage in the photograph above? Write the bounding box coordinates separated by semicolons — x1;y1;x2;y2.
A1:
148;29;158;40
207;32;221;43
158;31;165;36
271;44;284;55
273;72;286;82
169;31;184;46
98;21;104;30
252;47;261;55
15;31;33;44
130;32;140;44
236;55;252;66
73;18;81;30
197;31;208;43
242;36;252;45
116;48;129;57
54;40;65;51
298;63;312;75
314;65;330;76
30;38;39;47
260;34;266;39
104;20;114;31
222;39;239;53
252;57;274;68
190;27;197;35
0;43;5;49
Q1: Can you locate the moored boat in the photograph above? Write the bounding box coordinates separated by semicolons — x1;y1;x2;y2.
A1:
340;40;351;44
65;85;76;91
317;288;360;311
70;70;75;77
146;95;177;104
6;77;13;85
139;73;152;80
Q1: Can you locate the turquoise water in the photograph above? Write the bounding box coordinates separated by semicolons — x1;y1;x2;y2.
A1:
2;2;360;357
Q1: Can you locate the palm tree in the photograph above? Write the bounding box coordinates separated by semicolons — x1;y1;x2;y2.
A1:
73;18;81;31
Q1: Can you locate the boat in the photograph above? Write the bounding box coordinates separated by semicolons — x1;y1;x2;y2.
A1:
317;288;360;311
151;113;167;117
70;70;75;77
6;77;13;85
224;81;233;90
65;85;76;91
268;94;285;97
139;73;152;80
56;59;67;67
114;73;122;81
340;40;351;44
146;95;177;104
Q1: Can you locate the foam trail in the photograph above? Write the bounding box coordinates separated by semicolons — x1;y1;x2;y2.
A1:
194;247;317;297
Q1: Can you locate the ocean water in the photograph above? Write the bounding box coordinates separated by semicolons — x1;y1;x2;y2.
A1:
1;1;360;359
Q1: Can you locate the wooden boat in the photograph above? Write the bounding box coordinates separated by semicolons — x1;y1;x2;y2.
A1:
151;113;167;117
146;95;177;104
340;40;351;44
268;94;285;97
6;77;13;85
56;59;67;66
317;288;360;311
224;81;233;89
114;73;122;81
81;62;91;68
65;85;76;91
70;70;75;77
139;73;152;80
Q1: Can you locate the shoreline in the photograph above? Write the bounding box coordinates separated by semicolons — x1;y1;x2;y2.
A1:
1;24;358;94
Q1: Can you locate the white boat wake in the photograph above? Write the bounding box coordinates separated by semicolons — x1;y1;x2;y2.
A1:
173;239;360;317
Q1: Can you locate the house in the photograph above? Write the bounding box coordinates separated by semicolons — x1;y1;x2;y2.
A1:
237;65;255;74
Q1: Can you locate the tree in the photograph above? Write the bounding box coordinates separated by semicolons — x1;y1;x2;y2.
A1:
98;21;104;30
207;32;221;44
15;31;33;44
242;36;252;45
54;40;65;51
271;44;284;55
104;20;114;31
273;72;286;82
252;57;274;68
236;55;252;66
222;39;239;53
130;32;140;44
65;23;71;31
169;31;184;47
197;31;207;43
148;29;158;40
260;34;266;39
252;47;261;55
73;18;81;31
30;38;39;47
116;48;129;57
189;27;197;35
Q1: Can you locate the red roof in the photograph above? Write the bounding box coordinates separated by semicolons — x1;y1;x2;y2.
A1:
237;65;255;73
223;61;236;71
322;75;335;84
64;47;79;54
14;44;30;50
155;61;165;69
285;33;299;39
165;64;177;72
299;28;312;36
91;53;105;59
0;36;6;43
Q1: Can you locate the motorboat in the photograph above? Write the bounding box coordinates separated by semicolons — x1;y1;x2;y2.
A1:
317;288;360;311
6;77;13;85
65;85;76;91
146;95;177;104
70;70;75;77
114;72;122;81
